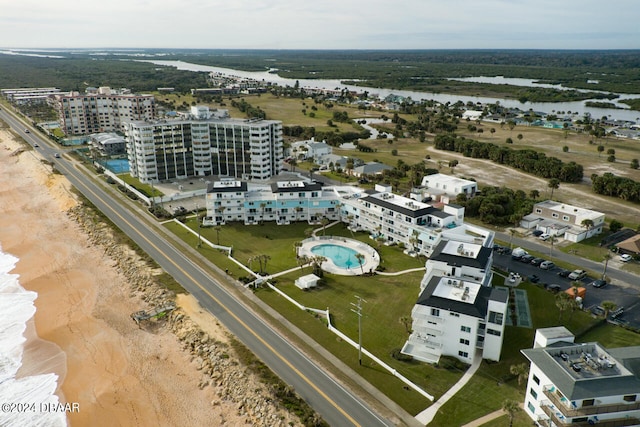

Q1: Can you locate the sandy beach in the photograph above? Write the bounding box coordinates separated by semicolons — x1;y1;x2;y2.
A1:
0;127;299;426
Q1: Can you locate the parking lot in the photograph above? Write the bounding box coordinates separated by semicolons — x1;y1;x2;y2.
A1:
492;247;640;329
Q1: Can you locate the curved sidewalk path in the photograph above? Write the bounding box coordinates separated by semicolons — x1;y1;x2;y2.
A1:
377;267;426;276
416;351;483;425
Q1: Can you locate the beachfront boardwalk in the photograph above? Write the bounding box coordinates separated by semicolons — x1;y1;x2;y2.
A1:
416;351;483;425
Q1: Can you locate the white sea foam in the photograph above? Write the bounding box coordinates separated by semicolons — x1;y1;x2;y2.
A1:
0;248;67;427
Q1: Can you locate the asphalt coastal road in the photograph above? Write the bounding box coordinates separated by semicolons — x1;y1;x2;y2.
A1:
0;112;393;427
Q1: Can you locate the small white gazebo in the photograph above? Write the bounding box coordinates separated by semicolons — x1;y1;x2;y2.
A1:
295;273;320;290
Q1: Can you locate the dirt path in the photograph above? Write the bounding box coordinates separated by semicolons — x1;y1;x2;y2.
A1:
426;146;640;225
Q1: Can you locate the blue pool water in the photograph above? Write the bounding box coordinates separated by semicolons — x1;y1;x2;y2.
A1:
311;244;360;269
101;159;130;173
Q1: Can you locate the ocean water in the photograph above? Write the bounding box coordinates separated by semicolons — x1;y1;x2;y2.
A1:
0;248;67;427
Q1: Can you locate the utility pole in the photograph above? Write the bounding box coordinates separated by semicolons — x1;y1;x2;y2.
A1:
351;295;366;365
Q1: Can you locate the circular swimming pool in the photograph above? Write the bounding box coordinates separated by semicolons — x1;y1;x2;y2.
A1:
311;244;360;269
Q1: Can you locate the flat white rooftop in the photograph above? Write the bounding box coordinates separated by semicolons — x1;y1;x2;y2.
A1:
432;277;481;304
441;241;483;259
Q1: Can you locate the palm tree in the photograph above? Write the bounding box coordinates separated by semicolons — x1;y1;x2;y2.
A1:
548;178;560;200
529;189;540;200
409;230;420;252
335;202;343;223
509;363;529;386
502;399;521;427
216;205;226;225
297;255;309;270
214;226;221;245
320;217;330;236
508;228;517;249
294;206;303;222
548;235;557;256
310;255;326;277
399;316;412;333
602;252;612;280
581;218;594;231
294;241;302;258
600;300;618;320
259;202;267;224
556;293;573;321
355;253;365;274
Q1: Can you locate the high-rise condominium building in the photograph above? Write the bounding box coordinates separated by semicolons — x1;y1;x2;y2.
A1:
53;87;156;135
124;106;283;183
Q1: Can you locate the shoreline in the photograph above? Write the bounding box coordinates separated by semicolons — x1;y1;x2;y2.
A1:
0;125;303;426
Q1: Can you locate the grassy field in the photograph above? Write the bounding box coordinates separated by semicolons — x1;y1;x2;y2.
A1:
162;217;632;424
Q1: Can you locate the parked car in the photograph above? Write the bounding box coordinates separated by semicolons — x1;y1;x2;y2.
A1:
532;230;544;237
568;269;587;280
520;254;535;263
546;284;562;293
539;233;551;241
620;254;632;262
24;128;30;133
54;153;60;158
540;261;555;270
34;143;39;148
590;279;608;288
530;257;545;267
529;274;540;283
557;269;571;278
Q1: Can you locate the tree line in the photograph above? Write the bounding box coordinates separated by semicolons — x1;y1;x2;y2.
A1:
591;173;640;203
433;134;584;182
456;186;537;226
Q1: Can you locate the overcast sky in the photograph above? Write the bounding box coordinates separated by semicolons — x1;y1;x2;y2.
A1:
1;0;638;50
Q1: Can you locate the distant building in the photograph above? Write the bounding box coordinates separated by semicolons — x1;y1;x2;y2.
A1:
352;162;392;177
289;138;332;164
1;87;61;104
522;327;640;426
520;201;605;243
89;132;126;156
125;106;283;183
420;173;478;204
53;87;156;135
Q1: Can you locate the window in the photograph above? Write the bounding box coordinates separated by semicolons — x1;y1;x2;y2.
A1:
431;308;440;317
449;312;459;317
488;311;504;325
459;338;469;345
458;351;468;358
532;375;540;385
552;213;559;218
487;328;501;336
529;388;538;399
461;326;471;333
582;399;594;407
624;395;637;402
528;402;535;413
535;208;542;214
562;215;570;221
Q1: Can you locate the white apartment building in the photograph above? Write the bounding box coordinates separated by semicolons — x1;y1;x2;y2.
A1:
289;138;332;165
522;327;640;427
401;238;506;364
125;107;283;183
520;200;605;243
204;179;339;226
53;87;156;135
419;173;478;204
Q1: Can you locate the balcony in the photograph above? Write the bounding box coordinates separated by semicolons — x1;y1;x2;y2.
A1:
540;403;639;427
543;388;640;417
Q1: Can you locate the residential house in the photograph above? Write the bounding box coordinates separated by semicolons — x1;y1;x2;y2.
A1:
351;162;392;177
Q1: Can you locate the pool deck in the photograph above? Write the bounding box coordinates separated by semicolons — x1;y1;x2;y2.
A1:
298;236;380;276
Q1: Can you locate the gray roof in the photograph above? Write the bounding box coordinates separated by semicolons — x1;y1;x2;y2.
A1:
270;181;323;193
361;196;436;218
353;162;392;175
416;277;507;319
521;343;640;400
430;240;492;269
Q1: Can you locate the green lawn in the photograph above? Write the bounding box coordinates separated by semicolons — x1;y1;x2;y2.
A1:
163;218;638;423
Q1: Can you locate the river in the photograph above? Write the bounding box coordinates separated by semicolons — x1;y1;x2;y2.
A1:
142;60;640;123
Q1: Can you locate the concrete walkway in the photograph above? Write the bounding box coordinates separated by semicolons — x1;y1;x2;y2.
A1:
415;351;483;425
377;267;426;276
460;409;506;427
